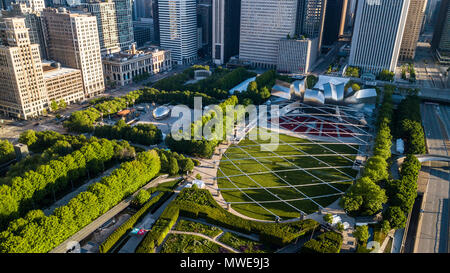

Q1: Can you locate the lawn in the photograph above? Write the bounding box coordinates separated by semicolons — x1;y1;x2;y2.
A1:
217;128;359;221
160;234;230;253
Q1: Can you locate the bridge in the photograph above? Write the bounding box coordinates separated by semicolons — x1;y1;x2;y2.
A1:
397;154;450;166
346;77;450;104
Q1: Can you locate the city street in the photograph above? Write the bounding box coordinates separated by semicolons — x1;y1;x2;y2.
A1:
415;103;450;253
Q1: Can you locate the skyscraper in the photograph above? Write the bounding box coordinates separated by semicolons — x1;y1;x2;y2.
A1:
399;0;428;61
212;0;241;65
0;17;47;119
296;0;327;50
81;0;121;55
349;0;410;74
42;7;104;97
197;0;211;56
152;0;159;44
158;0;197;64
322;0;347;46
239;0;298;69
431;0;449;65
113;0;134;50
5;1;47;58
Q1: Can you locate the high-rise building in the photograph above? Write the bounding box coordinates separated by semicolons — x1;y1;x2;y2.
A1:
322;0;347;46
212;0;241;65
158;0;197;65
296;0;327;50
239;0;298;69
133;0;152;19
197;0;211;56
152;0;159;44
4;2;47;58
113;0;134;50
0;17;47;119
425;0;441;27
277;37;318;74
133;17;153;47
80;0;121;55
42;7;104;97
15;0;45;12
431;0;449;65
399;0;428;61
349;0;410;74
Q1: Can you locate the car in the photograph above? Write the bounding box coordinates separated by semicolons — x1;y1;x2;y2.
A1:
34;122;40;126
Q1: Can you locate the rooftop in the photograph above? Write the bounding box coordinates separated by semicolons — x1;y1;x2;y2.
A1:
103;46;167;63
42;61;80;79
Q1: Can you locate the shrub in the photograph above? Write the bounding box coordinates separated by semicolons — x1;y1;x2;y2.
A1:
301;231;343;253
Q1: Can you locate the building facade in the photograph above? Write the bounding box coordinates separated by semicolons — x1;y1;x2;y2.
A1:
239;0;298;68
349;0;410;74
113;0;134;50
322;0;347;46
133;17;153;47
42;61;84;105
431;0;450;65
42;8;105;97
4;2;47;58
102;45;171;87
277;37;318;74
81;0;121;55
212;0;241;65
0;17;47;119
296;0;327;50
158;0;197;65
197;0;211;56
399;0;427;61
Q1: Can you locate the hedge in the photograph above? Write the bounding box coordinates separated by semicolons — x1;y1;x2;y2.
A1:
137;188;319;250
99;191;169;253
135;204;180;253
300;231;343;253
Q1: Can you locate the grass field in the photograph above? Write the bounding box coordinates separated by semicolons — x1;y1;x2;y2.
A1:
217;129;358;221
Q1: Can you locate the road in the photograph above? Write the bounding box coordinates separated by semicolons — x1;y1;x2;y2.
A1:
414;103;450;253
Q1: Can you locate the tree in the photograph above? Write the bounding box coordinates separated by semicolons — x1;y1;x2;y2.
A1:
168;157;179;176
378;69;394;82
58;100;67;110
323;213;333;224
133;190;151;207
180;158;194;174
195;173;202;180
385;206;406;229
363;156;389;182
50;100;59;112
19;130;37;146
0;140;15;165
336;222;345;232
353;225;369;244
381;220;391;234
341;177;387;216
